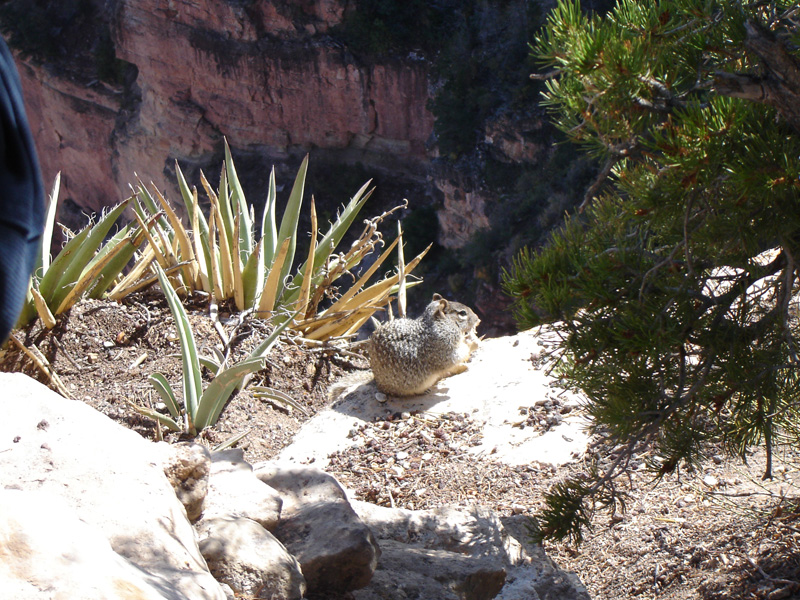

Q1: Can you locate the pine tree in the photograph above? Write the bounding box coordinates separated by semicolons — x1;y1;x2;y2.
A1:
503;0;800;543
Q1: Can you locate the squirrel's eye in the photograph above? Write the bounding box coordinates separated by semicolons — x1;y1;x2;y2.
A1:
458;310;467;317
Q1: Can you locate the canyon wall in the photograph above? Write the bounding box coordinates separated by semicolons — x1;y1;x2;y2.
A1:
18;57;123;218
8;0;588;333
17;0;440;230
112;0;434;167
12;0;557;251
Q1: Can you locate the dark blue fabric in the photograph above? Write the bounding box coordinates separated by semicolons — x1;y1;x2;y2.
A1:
0;38;45;341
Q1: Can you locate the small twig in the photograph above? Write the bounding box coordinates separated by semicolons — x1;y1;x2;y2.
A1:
410;415;440;427
208;300;234;368
652;516;686;524
9;334;71;398
704;489;779;498
129;353;148;370
51;337;83;372
579;155;619;212
138;302;151;328
745;556;798;587
326;349;369;365
530;69;559;80
775;522;800;535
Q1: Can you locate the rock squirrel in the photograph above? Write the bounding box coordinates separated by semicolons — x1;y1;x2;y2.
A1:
368;293;480;396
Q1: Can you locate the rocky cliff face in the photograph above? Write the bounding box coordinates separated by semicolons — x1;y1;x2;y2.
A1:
7;0;596;333
18;58;123;218
9;0;562;242
113;0;433;161
16;0;437;231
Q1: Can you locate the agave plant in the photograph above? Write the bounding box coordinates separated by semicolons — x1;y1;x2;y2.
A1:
18;173;147;328
135;265;294;435
120;140;430;341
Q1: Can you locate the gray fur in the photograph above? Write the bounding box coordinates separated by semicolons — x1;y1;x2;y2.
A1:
368;294;480;396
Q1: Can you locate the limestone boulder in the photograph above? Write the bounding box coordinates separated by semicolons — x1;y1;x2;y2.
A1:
350;501;590;600
197;516;306;600
0;489;168;600
254;463;381;594
356;540;507;600
352;502;522;560
159;442;211;522
202;448;282;530
497;515;591;600
0;372;225;600
278;330;589;469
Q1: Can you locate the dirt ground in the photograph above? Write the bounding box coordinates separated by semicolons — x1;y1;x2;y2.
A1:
3;294;800;600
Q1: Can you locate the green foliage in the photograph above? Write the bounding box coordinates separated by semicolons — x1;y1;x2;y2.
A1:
122;142;429;341
137;265;293;436
504;0;800;542
18;174;146;328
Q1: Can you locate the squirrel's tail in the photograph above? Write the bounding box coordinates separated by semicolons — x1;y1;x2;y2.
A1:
329;370;375;401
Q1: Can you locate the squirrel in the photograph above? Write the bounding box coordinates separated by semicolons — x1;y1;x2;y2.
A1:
367;293;481;397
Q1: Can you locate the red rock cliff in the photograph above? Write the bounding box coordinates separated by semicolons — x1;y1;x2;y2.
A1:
17;0;435;221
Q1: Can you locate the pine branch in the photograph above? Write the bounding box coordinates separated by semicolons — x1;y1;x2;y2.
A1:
714;20;800;133
529;70;560;81
517;0;800;543
579;155;617;212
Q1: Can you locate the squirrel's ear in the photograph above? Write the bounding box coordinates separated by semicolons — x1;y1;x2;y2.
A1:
433;295;448;317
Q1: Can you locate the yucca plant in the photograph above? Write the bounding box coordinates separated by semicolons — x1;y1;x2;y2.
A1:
18;173;148;328
136;264;294;435
121;140;430;341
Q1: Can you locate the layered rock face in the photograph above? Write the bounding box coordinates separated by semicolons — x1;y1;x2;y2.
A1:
113;0;433;160
17;0;435;226
17;59;123;218
13;0;566;327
